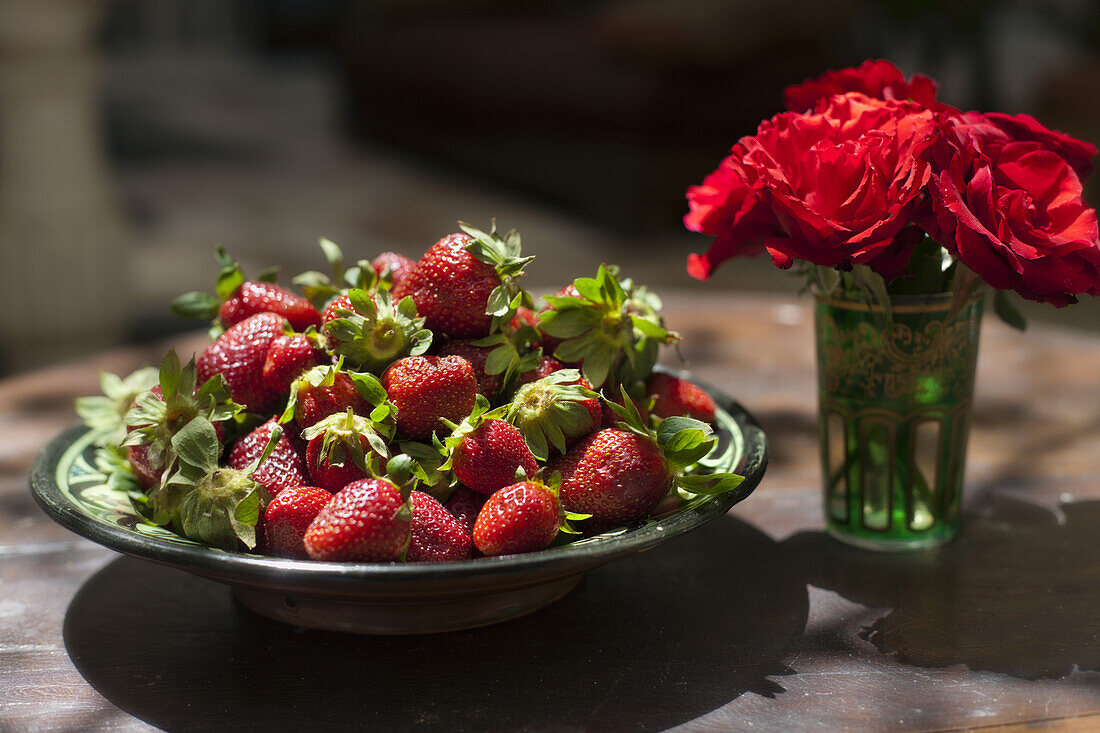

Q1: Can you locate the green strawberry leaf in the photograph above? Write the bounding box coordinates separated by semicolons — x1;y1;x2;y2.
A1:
256;266;280;283
171;291;221;320
159;349;182;401
662;428;717;471
656;416;713;445
676;472;745;496
172;417;221;476
215;247;245;302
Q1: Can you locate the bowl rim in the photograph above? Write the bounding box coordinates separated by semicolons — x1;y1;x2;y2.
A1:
31;374;768;593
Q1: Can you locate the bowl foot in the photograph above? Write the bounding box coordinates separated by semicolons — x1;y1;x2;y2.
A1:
232;573;585;634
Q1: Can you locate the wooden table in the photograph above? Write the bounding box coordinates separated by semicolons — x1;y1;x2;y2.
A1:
4;292;1100;732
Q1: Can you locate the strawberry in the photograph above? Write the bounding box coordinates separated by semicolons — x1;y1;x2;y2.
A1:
538;266;677;388
122;351;236;489
382;355;478;440
196;312;286;414
172;248;320;334
285;366;372;428
157;416;272;551
262;484;333;558
302;409;390;492
555;391;744;527
517;355;563;387
505;369;600;460
262;331;326;395
551;428;671;527
228;418;309;499
303;478;412;562
472;480;562;556
437;340;503;400
322;288;432;373
444;485;487;535
407;491;472;562
509;305;540;334
220;280;321;331
321;293;353;330
371;251;416;289
393;222;533;339
646;372;717;424
449;417;537;496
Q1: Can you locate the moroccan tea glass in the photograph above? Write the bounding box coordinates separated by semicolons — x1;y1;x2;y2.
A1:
814;290;983;551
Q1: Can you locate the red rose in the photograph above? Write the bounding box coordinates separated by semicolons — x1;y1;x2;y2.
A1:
930;118;1100;306
684;153;780;280
686;93;937;280
784;59;942;113
754;94;937;274
947;111;1096;181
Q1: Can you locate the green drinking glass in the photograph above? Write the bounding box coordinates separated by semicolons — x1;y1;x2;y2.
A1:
814;290;984;551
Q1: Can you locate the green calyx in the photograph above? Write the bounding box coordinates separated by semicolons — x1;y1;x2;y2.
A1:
302;408;392;474
505;369;599;461
458;220;536;327
538;265;679;389
121;349;240;474
469;332;542;400
605;385;744;499
76;366;159;447
158;415;272;550
439;395;510;470
292;237;381;309
324;288;432;373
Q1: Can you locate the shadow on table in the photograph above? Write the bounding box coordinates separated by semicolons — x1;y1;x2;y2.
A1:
63;514;808;733
784;494;1100;680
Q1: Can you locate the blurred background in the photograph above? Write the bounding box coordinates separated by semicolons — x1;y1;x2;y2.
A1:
0;0;1098;374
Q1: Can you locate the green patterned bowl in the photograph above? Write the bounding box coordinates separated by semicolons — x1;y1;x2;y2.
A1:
31;376;767;634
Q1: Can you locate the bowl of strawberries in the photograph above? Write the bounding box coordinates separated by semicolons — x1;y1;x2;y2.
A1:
33;222;767;634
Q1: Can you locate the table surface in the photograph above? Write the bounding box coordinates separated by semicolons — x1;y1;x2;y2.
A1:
4;292;1100;732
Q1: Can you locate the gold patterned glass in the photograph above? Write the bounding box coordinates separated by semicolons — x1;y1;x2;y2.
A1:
814;290;983;551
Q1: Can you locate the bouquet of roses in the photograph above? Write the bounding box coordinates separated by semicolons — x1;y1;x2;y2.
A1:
683;59;1100;323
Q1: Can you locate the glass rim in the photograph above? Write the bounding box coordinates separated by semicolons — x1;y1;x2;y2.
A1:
812;287;981;314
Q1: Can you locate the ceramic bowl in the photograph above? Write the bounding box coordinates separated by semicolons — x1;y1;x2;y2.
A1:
32;376;767;634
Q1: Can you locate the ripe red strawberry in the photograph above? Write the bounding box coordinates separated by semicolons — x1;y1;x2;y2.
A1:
321;293;353;330
305;433;372;492
646;373;717;423
220;280;321;331
451;418;537;496
437;340;503;399
407;491;472;562
292;370;371;428
551;428;671;526
197;312;285;414
262;484;333;558
371;251;416;289
517;355;563;387
392;233;499;339
303;478;411;562
302;411;386;492
444;486;487;535
228;418;310;499
509;305;540;334
472;481;561;556
263;332;326;395
382;355;478;440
